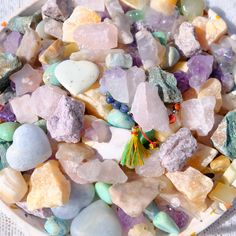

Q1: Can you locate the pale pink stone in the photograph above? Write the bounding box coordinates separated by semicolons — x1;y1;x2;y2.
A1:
73;0;105;11
131;82;169;132
10;95;38;124
31;85;67;120
74;22;118;50
10;64;42;96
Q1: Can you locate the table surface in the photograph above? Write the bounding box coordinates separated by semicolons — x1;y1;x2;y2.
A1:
0;0;236;235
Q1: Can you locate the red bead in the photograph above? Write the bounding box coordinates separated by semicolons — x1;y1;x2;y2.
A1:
173;103;181;111
169;114;176;124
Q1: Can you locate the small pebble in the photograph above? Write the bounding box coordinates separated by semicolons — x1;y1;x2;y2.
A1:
43;63;61;86
0;122;20;141
105;53;133;69
210;155;231;172
95;182;112;205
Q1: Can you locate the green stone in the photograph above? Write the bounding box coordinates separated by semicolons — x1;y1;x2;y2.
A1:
126;10;144;22
153;211;180;234
95;182;112;205
152;31;167;46
181;0;205;20
163;46;180;69
107;109;135;130
7;10;42;34
34;119;47;133
148;67;182;103
0;122;20;142
211;111;236;159
0;141;11;169
0;53;22;92
144;201;159;221
139;129;156;149
43;63;61;86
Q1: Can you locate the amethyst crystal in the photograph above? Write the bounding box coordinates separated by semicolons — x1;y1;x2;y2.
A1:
126;43;143;67
0;104;16;122
187;54;214;89
174;71;190;93
115;206;146;230
162;205;189;229
3;31;23;55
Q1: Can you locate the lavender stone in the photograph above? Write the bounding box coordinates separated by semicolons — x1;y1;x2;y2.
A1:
3;31;22;55
0;105;16;122
174;71;190;93
158;128;197;172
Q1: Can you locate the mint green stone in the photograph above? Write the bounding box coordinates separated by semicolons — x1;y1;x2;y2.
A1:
144;201;159;221
0;141;10;169
126;10;144;22
34;119;47;133
95;182;112;205
44;216;70;236
152;32;167;46
107;109;135;130
153;211;180;235
43;63;61;86
0;122;20;142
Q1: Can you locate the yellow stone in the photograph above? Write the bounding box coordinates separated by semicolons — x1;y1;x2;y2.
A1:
63;6;101;42
128;222;156;236
198;78;222;112
39;39;64;64
27;160;71;211
150;0;177;15
76;82;112;120
210;155;231;173
120;0;149;9
208;182;236;205
0;168;28;204
63;43;79;58
171;61;188;73
222;160;236;185
187;143;218;171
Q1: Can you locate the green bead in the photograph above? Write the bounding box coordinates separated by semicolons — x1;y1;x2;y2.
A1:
181;0;205;20
43;63;61;86
153;211;180;235
34;119;47;133
95;182;112;205
139;130;156;148
126;10;144;22
152;32;167;46
0;122;20;142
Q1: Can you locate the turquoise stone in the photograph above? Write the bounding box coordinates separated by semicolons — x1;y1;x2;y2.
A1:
152;31;167;46
107;109;135;130
153;211;180;235
143;201;159;221
95;182;112;205
44;216;70;236
0;52;22;92
148;67;182;103
0;122;20;142
43;63;61;86
126;10;144;22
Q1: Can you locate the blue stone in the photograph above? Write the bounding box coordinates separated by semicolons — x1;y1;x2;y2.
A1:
143;201;159;221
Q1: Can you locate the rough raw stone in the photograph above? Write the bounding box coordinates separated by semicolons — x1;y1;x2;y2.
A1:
174;22;201;58
0;52;22;92
16;29;42;65
73;0;105;11
128;223;156;236
44;18;63;39
3;31;23;55
105;52;133;69
10;64;42;96
27;160;70;211
131;82;170;132
166;167;214;210
10;94;38;124
70;200;122;236
74;22;118;50
31;85;67;120
105;0;124;18
158;128;197;172
148;67;182;103
42;0;71;22
173;71;190;93
47;95;85;143
211;110;236;159
222;91;236;112
109;177;163;217
136;30;165;69
181;96;216;136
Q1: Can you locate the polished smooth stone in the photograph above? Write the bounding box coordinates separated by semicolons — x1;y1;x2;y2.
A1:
105;53;133;69
95;182;112;205
44;18;63;40
0;122;20;142
181;0;205;20
128;222;156;236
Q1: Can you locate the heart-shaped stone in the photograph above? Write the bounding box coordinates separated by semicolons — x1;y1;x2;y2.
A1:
55;60;100;96
6;124;52;171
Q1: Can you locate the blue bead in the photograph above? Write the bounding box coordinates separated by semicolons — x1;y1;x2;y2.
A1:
112;101;121;109
106;95;115;104
120;104;129;113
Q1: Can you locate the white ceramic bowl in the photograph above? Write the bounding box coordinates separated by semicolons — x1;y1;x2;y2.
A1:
0;1;231;235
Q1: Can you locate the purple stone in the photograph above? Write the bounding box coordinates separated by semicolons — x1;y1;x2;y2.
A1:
3;31;23;54
174;71;190;93
98;10;110;21
161;205;189;229
187;54;214;89
115;206;146;230
126;44;143;67
0;104;16;122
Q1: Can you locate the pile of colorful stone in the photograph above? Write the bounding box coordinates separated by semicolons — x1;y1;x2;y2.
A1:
0;0;236;235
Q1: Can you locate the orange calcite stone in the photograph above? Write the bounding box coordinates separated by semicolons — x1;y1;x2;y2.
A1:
121;0;149;9
27;160;71;211
150;0;177;15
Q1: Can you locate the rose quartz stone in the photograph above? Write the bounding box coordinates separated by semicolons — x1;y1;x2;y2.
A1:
73;0;105;11
10;64;42;96
10;94;38;124
74;23;118;50
31;85;67;120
